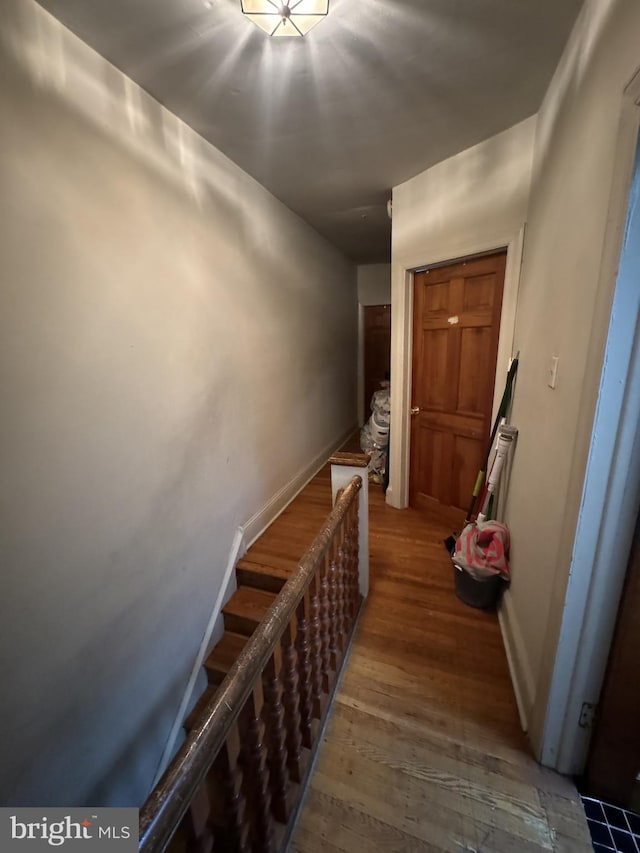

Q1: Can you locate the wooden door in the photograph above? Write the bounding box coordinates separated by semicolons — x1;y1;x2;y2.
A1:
410;252;506;517
363;304;391;415
585;508;640;809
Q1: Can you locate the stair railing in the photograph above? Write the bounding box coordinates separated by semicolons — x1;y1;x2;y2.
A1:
139;472;365;853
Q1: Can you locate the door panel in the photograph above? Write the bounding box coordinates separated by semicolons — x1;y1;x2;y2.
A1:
416;424;451;508
452;434;484;512
463;273;496;311
410;252;506;516
458;327;493;415
422;329;449;411
425;281;450;314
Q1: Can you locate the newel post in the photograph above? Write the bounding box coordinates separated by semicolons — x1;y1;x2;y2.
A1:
329;452;370;598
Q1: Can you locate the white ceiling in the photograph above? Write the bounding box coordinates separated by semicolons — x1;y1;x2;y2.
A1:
35;0;584;263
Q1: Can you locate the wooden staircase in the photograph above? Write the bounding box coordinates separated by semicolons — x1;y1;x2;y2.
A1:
184;465;336;735
141;458;367;853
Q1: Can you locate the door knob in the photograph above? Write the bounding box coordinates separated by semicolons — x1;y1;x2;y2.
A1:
411;406;420;415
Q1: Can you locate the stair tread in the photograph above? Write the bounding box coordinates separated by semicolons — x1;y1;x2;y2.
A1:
247;537;316;555
204;631;249;674
241;551;299;572
222;586;277;620
236;558;292;579
248;529;320;545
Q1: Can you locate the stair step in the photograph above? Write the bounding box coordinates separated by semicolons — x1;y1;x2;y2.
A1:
184;686;217;733
204;632;249;685
236;559;291;593
242;548;299;571
222;586;277;636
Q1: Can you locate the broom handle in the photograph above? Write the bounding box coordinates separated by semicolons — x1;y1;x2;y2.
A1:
476;431;514;522
465;356;519;523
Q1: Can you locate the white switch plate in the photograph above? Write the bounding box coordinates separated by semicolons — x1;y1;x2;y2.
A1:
548;356;559;389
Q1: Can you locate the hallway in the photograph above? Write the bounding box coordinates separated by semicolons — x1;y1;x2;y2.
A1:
290;481;592;852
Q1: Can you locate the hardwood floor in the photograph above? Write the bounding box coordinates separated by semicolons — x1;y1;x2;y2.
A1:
289;478;591;852
237;463;335;592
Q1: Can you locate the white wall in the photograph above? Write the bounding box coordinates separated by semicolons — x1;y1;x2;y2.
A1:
0;0;356;807
389;116;536;509
357;264;391;306
504;0;640;758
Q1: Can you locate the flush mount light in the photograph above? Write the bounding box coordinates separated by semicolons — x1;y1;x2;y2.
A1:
241;0;329;37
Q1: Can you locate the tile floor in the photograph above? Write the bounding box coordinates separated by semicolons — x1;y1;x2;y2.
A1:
582;796;640;852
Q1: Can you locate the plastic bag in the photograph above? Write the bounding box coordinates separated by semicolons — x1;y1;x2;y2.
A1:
453;520;510;581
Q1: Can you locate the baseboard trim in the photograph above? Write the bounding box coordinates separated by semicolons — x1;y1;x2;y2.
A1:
152;422;358;786
242;423;358;550
498;588;536;733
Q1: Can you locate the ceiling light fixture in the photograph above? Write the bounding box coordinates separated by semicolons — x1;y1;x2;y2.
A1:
241;0;329;37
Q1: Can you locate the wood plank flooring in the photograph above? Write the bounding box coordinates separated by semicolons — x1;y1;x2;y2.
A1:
239;464;335;592
287;473;591;852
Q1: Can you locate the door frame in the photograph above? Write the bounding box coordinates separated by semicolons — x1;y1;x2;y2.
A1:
387;226;526;510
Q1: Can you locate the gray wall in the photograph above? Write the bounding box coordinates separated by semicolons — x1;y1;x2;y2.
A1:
357;264;391;305
0;1;356;807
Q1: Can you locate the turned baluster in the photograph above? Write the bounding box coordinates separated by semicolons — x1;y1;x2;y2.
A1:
307;571;324;719
213;724;250;853
319;552;332;693
280;619;303;783
179;780;214;853
341;518;353;638
344;505;357;624
239;682;274;853
327;543;341;672
295;592;314;749
333;522;345;644
336;539;348;650
348;502;360;619
262;646;290;825
337;522;351;638
337;528;348;639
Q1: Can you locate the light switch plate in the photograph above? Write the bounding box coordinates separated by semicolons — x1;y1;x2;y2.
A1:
548;356;559;389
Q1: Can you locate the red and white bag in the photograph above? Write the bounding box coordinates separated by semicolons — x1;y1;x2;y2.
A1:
453;521;510;581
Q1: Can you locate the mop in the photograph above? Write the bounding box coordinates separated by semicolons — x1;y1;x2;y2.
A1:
444;353;519;554
451;425;517;606
475;425;518;523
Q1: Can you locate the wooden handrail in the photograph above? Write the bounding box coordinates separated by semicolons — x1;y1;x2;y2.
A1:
139;475;363;853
